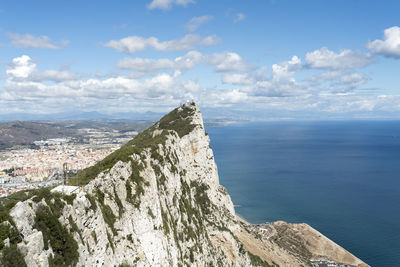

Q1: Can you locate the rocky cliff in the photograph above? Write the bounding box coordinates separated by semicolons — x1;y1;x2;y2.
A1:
0;103;368;267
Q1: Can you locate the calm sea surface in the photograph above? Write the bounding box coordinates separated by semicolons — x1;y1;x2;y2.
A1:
206;121;400;267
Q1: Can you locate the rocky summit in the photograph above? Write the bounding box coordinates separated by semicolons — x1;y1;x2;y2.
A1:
0;102;369;267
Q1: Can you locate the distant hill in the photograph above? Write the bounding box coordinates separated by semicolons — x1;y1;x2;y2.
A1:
0;121;78;150
0;110;165;122
0;119;154;151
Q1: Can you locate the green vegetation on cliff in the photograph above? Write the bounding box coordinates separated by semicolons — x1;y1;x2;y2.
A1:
247;251;278;267
95;188;117;235
0;188;81;267
0;244;27;267
0;188;53;253
158;103;196;138
34;205;79;267
69;102;197;186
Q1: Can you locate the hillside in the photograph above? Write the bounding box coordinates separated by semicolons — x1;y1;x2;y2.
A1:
0;103;368;266
0;121;77;150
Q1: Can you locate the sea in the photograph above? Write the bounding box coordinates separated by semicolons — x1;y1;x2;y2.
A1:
206;121;400;267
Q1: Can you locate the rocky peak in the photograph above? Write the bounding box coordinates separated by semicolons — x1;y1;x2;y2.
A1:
0;102;369;267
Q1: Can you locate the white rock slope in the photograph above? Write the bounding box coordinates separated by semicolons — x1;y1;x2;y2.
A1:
3;102;369;267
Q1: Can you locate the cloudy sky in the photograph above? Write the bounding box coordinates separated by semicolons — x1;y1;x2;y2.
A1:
0;0;400;119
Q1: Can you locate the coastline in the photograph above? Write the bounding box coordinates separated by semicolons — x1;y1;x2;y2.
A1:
234;211;369;267
235;212;251;225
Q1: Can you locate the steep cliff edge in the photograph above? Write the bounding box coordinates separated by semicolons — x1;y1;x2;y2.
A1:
0;103;369;267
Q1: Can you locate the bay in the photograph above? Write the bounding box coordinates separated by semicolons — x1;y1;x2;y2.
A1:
206;121;400;267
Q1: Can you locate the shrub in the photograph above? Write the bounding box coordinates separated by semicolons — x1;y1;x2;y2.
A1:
68;215;83;244
91;230;97;244
0;190;31;212
248;251;274;267
127;234;133;243
161;207;170;235
62;194;76;205
106;230;114;253
95;188;117;235
125;180;133;203
113;186;124;218
193;181;212;215
147;207;155;219
125;162;148;209
86;194;97;211
0;223;21;249
34;205;78;267
0;244;27;267
31;187;52;203
48;195;65;218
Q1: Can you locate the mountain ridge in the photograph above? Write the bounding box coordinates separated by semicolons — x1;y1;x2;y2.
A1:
0;102;369;266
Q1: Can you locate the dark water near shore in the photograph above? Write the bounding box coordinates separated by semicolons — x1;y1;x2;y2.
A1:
206;121;400;267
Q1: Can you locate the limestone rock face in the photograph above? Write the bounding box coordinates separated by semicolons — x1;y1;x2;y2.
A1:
10;201;36;236
17;231;49;267
6;102;369;267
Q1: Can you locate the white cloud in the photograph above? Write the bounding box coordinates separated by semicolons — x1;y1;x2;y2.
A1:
340;73;364;85
0;51;389;117
147;0;195;10
105;36;155;54
337;73;366;89
222;73;253;85
239;56;309;97
33;70;77;82
234;13;246;22
2;55;203;113
307;71;343;82
117;50;204;72
185;15;213;32
104;34;221;54
217;54;366;99
6;55;36;78
215;89;249;104
117;50;253;74
174;50;204;70
237;56;365;98
249;80;308;97
6;55;76;82
307;70;366;92
271;55;302;81
305;47;373;69
209;52;251;72
117;58;175;72
367;26;400;58
8;33;69;49
3;71;199;105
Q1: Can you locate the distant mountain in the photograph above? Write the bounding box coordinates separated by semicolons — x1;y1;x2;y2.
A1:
2;107;400;123
0;121;78;150
0;111;165;122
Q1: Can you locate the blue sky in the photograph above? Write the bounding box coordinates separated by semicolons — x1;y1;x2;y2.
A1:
0;0;400;119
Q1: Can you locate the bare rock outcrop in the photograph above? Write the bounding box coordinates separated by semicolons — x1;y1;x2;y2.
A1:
0;102;369;267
